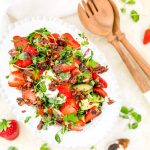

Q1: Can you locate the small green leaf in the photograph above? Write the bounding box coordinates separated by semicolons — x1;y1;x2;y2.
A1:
55;133;61;144
8;146;18;150
58;72;70;80
24;116;32;123
130;10;139;22
131;112;142;122
63;113;78;123
90;145;96;150
39;82;47;92
18;52;28;60
128;122;138;129
127;0;136;4
121;8;126;14
40;143;51;150
81;40;89;46
120;106;129;114
5;75;10;79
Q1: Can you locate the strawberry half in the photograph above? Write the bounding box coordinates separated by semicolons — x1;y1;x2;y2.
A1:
8;71;26;88
13;36;28;49
0;119;19;141
143;28;150;45
16;59;32;68
23;45;38;56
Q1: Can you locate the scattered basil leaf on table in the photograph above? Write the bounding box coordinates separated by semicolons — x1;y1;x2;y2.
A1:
8;146;18;150
24;116;32;123
130;10;140;22
120;106;142;129
40;143;51;150
90;145;96;150
121;8;126;14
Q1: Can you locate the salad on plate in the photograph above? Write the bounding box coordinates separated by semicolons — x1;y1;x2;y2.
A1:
7;27;114;142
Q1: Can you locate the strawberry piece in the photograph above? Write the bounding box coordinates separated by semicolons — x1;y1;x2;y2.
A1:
68;119;85;131
93;73;108;88
48;107;53;116
23;45;38;56
61;59;81;72
61;33;80;49
49;33;60;43
93;87;107;97
85;106;101;123
60;103;77;115
38;108;44;116
8;71;26;88
66;98;79;110
0;119;19;141
57;84;72;98
16;59;32;68
143;28;150;45
13;36;28;49
22;89;37;104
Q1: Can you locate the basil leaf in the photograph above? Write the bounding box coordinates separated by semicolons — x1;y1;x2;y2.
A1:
130;10;139;22
121;8;126;14
131;112;142;122
40;143;51;150
24;116;32;123
127;0;136;4
128;122;138;129
8;146;18;150
120;106;129;114
90;145;96;150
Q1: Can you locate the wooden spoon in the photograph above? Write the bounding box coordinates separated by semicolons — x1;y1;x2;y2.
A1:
108;0;150;80
78;0;150;101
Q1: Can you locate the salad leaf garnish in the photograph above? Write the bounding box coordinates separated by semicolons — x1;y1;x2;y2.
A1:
8;146;18;150
130;10;139;22
40;143;51;150
24;116;32;123
120;106;142;129
63;113;78;123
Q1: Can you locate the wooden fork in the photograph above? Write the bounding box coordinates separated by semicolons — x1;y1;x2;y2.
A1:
78;0;150;101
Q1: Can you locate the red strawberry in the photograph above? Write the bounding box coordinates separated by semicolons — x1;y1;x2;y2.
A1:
23;45;38;56
60;103;77;115
57;84;72;98
92;73;108;88
49;33;60;43
0;119;19;141
38;108;44;116
13;36;28;49
61;33;80;49
93;87;108;97
68;119;85;131
143;28;150;45
8;71;26;88
22;89;37;104
85;106;101;123
16;59;32;68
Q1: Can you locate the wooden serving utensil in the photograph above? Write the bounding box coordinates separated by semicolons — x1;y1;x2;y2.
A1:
78;0;150;101
108;0;150;80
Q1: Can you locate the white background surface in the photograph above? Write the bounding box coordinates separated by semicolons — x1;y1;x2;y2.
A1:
0;0;150;150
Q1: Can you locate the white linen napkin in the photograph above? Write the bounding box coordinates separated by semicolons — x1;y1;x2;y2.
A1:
7;0;80;20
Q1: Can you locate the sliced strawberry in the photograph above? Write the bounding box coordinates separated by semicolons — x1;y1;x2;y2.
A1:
93;87;107;97
60;103;77;115
85;106;101;123
0;119;19;141
48;107;53;116
61;33;80;49
68;119;85;131
57;84;72;98
66;98;79;110
8;71;26;88
38;108;44;116
143;28;150;45
13;36;28;49
16;59;32;68
61;59;81;72
23;45;38;56
71;68;81;76
93;73;108;88
49;33;60;43
22;89;37;104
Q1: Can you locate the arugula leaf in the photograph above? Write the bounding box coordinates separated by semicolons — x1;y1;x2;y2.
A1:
39;82;47;92
130;10;139;22
24;116;32;123
63;113;78;123
40;143;51;150
8;146;18;150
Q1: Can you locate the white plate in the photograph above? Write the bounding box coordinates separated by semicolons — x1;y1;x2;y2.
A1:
0;17;121;149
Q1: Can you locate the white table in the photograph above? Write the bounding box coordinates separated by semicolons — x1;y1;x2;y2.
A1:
0;0;150;149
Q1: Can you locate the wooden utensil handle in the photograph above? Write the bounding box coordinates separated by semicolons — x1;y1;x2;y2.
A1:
111;40;150;93
118;33;150;79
